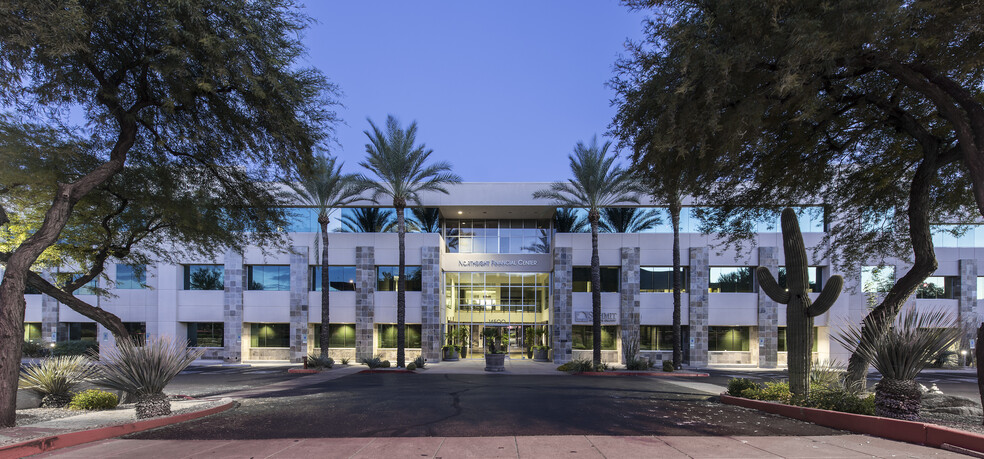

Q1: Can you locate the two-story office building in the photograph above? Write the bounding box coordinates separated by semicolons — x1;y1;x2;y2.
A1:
19;183;983;367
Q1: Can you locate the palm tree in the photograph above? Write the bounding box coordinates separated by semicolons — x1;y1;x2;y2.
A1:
554;208;588;233
339;207;395;233
360;115;461;368
599;207;661;233
409;207;441;233
291;154;366;359
534;136;644;367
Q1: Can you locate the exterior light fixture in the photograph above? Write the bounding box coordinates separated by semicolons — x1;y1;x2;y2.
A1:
457;211;463;215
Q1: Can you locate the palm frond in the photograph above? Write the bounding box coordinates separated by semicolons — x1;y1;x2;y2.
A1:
533;136;644;211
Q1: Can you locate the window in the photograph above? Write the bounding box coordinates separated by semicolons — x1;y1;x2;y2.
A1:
709;267;754;293
861;266;895;293
250;323;290;348
187;322;223;347
184;265;224;290
571;325;618;350
979;277;984;300
572;267;620;292
247;265;290;291
640;267;689;293
708;326;749;351
377;324;422;348
24;284;41;295
55;273;98;295
116;264;146;289
313;323;356;348
124;322;146;344
60;322;96;342
916;276;958;299
376;266;422;291
777;266;822;292
24;323;41;341
640;325;688;350
311;266;356;291
444;219;550;254
932;224;981;248
778;327;818;352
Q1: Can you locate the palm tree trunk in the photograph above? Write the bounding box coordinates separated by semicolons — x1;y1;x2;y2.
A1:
589;210;602;367
396;204;407;368
670;198;682;369
320;218;331;359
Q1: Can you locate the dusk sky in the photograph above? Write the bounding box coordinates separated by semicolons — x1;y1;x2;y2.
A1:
301;1;649;182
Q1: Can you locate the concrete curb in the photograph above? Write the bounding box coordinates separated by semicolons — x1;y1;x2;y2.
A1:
577;371;709;377
287;368;319;374
0;399;236;459
720;394;984;454
359;369;415;374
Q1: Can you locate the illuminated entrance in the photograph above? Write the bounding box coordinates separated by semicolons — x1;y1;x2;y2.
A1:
445;272;550;359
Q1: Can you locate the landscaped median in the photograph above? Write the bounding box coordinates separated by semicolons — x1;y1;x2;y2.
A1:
0;398;235;459
721;394;984;455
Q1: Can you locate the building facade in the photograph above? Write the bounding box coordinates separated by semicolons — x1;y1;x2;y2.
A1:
18;183;984;367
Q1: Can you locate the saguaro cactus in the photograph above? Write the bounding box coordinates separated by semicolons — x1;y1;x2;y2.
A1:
757;208;843;399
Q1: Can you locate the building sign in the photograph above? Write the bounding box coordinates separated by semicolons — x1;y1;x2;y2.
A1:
442;253;552;272
573;311;618;324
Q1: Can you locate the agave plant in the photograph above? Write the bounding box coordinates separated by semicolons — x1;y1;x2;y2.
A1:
19;356;97;408
96;336;205;418
834;307;960;420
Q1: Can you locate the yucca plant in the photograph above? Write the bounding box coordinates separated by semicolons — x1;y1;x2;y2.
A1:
19;356;96;408
834;308;960;420
95;336;205;418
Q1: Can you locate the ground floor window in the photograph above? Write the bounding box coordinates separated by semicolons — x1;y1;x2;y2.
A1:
640;325;688;351
124;322;146;344
250;323;289;348
572;325;617;350
60;322;97;342
377;324;421;348
187;322;224;347
777;327;818;352
314;323;356;348
708;326;749;351
24;323;41;341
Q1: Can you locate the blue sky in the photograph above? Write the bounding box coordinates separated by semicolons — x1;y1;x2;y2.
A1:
301;1;648;182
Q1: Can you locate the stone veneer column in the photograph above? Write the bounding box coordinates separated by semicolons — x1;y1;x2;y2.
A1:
757;247;779;368
355;246;375;361
40;271;59;343
289;246;309;363
620;247;641;364
223;250;244;363
689;247;709;367
959;259;978;356
420;246;442;362
552;247;573;364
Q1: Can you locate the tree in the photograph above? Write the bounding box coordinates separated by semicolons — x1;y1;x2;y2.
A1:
599;207;661;233
553;208;588;233
534;137;644;367
409;207;441;233
291;154;366;359
615;0;980;386
360;115;460;368
0;0;336;427
338;207;395;233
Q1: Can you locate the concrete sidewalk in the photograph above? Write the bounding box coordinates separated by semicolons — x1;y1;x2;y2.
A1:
34;434;966;458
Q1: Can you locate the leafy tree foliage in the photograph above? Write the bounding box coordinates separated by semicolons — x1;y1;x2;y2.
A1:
614;0;982;384
0;0;337;427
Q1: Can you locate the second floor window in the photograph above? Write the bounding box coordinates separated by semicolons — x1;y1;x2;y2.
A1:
572;267;620;292
777;266;822;292
377;266;422;291
310;266;356;291
247;265;290;291
916;276;958;299
640;267;689;293
861;266;895;293
55;273;98;295
116;264;146;289
709;267;754;293
184;265;224;290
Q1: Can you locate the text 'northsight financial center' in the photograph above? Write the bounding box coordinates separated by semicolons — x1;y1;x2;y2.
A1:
21;183;983;367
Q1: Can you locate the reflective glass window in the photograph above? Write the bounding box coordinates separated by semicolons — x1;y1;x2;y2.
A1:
247;265;290;291
709;267;754;293
916;276;958;299
572;267;620;293
250;323;289;347
777;266;822;292
184;265;224;290
377;266;422;291
861;266;895;293
640;267;689;293
116;264;146;289
187;322;224;347
310;266;356;291
55;273;98;295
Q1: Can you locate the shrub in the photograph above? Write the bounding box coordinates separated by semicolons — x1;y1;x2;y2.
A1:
727;378;758;397
381;360;391;368
810;359;845;390
307;354;333;369
19;355;97;408
806;386;875;415
52;340;99;357
559;358;606;373
413;355;426;369
23;340;51;358
361;356;383;369
340;357;350;365
69;389;119;410
662;361;675;372
407;363;416;371
625;357;652;371
96;336;205;419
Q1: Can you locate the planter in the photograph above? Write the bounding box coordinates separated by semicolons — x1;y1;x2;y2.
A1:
484;353;506;372
533;348;549;361
460;347;468;358
526;349;533;359
442;348;459;361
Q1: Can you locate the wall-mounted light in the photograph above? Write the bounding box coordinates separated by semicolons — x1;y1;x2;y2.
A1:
458;211;463;215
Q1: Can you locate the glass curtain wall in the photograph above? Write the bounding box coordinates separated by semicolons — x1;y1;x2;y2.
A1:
444;219;550;254
445;272;550;358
